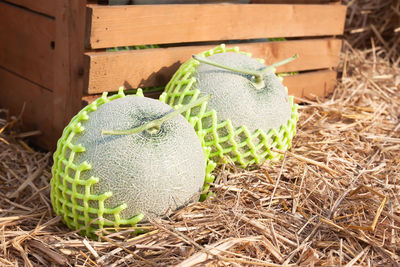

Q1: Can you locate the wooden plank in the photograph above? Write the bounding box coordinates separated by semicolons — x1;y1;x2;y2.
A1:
0;68;54;149
282;69;337;100
101;0;338;3
52;0;87;150
85;39;341;94
250;0;339;3
99;0;131;4
82;90;163;105
0;1;55;90
4;0;56;17
100;0;257;5
82;70;337;104
86;4;347;49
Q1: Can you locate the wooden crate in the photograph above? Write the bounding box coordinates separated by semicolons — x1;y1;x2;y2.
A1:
0;0;347;150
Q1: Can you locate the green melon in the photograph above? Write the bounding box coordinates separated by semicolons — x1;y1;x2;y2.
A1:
195;52;292;133
50;89;206;238
160;44;299;167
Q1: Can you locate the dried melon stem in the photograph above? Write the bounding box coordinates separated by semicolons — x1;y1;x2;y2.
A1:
101;95;211;135
192;53;298;90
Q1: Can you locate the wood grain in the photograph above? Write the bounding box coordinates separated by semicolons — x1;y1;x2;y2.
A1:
0;1;55;90
52;0;87;150
0;68;54;149
3;0;56;17
282;69;337;100
85;39;341;94
86;3;347;49
250;0;339;3
82;69;337;105
101;0;334;4
82;91;163;106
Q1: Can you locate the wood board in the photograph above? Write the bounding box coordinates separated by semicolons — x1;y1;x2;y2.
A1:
251;0;340;3
0;1;55;90
81;90;163;105
85;38;342;93
86;3;347;49
3;0;56;17
282;69;337;99
52;0;87;145
101;0;249;4
0;68;54;149
82;69;338;105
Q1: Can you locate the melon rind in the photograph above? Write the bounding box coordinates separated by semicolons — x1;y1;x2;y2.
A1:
50;89;145;238
160;44;299;167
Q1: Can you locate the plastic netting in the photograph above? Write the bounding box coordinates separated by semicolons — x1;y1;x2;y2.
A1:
50;89;145;238
160;44;299;167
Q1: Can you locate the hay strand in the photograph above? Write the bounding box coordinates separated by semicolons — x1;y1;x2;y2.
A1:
0;9;399;265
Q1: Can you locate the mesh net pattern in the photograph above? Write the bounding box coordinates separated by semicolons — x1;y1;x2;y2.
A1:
50;89;145;238
160;44;299;167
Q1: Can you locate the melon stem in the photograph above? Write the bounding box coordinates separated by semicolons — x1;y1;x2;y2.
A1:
192;54;264;83
192;53;298;90
101;95;211;135
267;53;298;70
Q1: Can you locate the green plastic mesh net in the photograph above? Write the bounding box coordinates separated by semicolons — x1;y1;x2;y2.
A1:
50;89;145;238
160;44;299;168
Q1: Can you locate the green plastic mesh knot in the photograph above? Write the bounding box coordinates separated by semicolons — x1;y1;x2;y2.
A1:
50;88;145;238
160;44;299;168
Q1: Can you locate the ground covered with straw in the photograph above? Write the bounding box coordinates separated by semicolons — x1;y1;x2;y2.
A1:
344;0;400;65
1;1;400;264
1;43;399;266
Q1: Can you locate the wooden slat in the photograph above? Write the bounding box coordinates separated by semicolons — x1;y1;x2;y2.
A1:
85;39;341;94
82;69;337;104
0;2;55;90
86;4;347;49
283;69;337;100
250;0;339;3
101;0;339;4
0;68;54;149
99;0;131;4
102;0;251;4
52;0;87;150
4;0;56;17
82;91;163;105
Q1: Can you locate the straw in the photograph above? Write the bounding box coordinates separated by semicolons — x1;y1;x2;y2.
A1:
0;6;399;265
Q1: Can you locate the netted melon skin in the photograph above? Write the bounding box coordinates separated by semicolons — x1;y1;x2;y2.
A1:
51;90;143;238
160;44;299;167
50;88;205;238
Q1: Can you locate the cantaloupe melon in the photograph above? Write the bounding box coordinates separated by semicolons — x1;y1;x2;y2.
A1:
50;88;206;238
194;52;292;132
160;44;299;167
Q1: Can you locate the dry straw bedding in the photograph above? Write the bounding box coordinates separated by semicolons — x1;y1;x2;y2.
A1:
2;1;399;266
344;0;400;64
0;43;399;266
